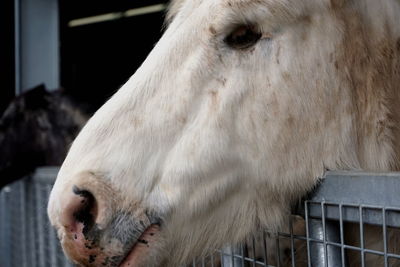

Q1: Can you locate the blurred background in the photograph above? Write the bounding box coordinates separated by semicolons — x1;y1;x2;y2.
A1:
1;0;168;114
0;0;169;187
0;1;170;265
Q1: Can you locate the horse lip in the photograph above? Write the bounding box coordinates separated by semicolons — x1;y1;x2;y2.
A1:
58;209;162;267
119;223;161;267
102;215;162;267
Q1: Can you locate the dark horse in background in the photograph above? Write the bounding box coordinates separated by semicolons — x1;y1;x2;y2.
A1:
0;85;90;188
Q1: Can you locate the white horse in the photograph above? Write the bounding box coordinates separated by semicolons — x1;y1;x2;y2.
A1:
47;0;400;266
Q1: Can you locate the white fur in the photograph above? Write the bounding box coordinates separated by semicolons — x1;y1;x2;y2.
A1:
48;0;400;266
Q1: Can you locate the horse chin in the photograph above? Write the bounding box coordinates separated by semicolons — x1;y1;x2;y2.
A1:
119;224;161;267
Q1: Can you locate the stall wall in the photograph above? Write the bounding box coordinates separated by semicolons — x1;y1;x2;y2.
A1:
19;0;59;93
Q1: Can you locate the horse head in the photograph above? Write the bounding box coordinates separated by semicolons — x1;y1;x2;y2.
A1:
48;1;400;266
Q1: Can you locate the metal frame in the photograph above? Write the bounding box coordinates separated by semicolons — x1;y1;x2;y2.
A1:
0;167;73;267
14;0;60;95
1;168;400;267
191;171;400;267
304;171;400;267
14;0;21;95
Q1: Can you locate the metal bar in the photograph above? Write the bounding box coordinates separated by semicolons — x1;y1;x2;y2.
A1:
382;208;388;267
218;250;279;266
221;245;243;267
240;242;245;266
273;236;400;259
252;235;256;267
275;235;281;267
31;166;59;184
305;201;312;267
308;218;343;267
14;0;21;95
0;187;12;267
220;249;224;266
359;206;365;267
262;230;269;266
0;190;3;266
305;172;400;227
321;203;328;267
27;179;38;266
339;204;346;267
35;183;46;267
20;181;27;267
289;217;296;267
231;245;235;266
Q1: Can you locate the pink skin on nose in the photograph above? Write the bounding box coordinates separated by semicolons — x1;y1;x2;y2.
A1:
60;194;88;232
58;189;111;265
58;186;161;266
59;186;98;234
120;225;160;267
62;222;111;266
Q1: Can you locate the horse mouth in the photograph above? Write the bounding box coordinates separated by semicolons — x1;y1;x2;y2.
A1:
119;224;161;267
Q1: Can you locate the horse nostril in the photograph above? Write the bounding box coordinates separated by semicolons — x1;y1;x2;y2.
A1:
60;185;97;235
72;186;97;234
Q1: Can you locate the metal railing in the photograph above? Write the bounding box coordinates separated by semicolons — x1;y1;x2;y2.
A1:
0;167;73;267
208;171;400;267
1;168;400;267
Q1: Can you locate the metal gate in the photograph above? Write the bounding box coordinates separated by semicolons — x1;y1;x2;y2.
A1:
0;167;73;267
210;171;400;267
1;168;400;267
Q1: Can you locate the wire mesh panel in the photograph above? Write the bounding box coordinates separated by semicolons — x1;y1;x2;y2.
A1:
1;169;400;267
304;201;400;267
189;171;400;267
301;171;400;267
0;167;73;267
187;215;308;267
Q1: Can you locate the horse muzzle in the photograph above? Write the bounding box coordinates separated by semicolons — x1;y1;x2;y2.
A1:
48;171;162;267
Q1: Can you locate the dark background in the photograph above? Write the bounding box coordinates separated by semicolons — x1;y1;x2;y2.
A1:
59;0;168;110
0;0;15;114
1;0;169;114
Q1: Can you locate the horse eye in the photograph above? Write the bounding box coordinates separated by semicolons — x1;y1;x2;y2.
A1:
224;25;262;50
